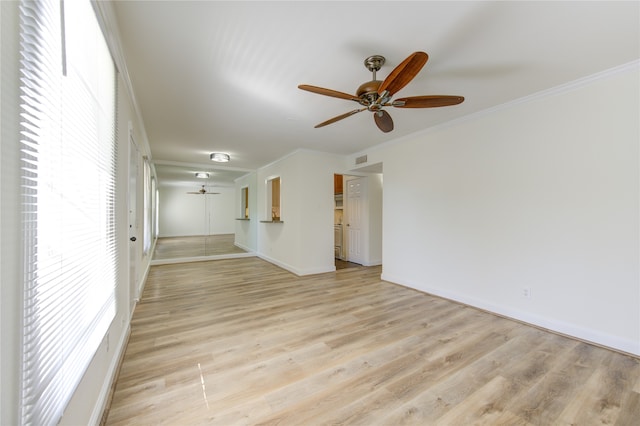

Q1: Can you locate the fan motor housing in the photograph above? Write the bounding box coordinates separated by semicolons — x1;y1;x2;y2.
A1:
356;80;381;96
356;80;382;106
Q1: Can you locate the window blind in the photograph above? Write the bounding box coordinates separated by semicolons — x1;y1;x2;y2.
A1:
19;0;117;424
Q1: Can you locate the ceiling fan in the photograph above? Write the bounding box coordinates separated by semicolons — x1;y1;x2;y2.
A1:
187;185;220;195
298;51;464;133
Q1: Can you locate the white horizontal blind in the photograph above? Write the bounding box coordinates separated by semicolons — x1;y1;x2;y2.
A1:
19;0;117;424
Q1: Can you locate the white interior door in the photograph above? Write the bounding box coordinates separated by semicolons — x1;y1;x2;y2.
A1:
346;177;366;264
128;129;139;305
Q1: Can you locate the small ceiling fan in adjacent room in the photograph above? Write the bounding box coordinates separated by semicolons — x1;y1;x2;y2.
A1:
298;51;464;133
187;185;220;195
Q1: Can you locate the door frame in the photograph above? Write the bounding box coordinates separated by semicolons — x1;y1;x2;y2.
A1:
128;123;140;306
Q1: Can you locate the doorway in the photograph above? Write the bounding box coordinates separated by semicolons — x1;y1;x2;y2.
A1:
333;169;383;270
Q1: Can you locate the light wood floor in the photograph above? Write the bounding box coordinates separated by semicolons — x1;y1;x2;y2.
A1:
105;257;640;425
153;234;248;260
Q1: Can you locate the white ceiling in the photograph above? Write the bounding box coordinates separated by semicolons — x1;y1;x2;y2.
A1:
110;1;639;187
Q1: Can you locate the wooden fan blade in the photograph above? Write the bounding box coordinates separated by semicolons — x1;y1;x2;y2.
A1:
392;95;465;108
298;84;360;102
315;108;366;128
378;52;428;96
373;110;394;133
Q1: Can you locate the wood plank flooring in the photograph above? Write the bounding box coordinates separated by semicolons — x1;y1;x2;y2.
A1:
104;257;640;425
153;234;248;260
335;259;362;270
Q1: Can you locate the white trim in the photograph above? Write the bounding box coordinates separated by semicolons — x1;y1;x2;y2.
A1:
446;59;640;129
381;273;640;357
136;250;152;303
154;159;254;174
91;0;152;160
257;148;344;173
234;241;253;252
150;251;256;266
349;59;640;163
258;253;335;276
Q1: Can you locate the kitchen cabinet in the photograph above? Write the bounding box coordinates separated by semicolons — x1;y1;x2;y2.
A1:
334;174;343;194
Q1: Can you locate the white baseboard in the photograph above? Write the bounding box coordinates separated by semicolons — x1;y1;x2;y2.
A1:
234;241;253;252
257;253;335;276
150;251;256;266
381;272;640;357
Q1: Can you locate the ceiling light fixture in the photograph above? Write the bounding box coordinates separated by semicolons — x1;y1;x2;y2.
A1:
210;153;230;162
195;172;209;179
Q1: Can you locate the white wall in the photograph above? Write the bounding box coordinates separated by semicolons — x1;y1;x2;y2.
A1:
241;156;381;272
210;188;235;234
367;173;383;265
158;185;236;237
255;150;345;275
356;64;640;355
235;172;258;252
1;2;22;423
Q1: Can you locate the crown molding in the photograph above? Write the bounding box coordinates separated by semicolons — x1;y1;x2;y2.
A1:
349;59;640;163
91;1;152;160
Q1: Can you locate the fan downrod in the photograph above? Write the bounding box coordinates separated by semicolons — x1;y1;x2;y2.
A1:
357;55;386;104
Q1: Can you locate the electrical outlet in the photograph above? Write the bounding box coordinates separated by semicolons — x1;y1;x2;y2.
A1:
522;287;531;298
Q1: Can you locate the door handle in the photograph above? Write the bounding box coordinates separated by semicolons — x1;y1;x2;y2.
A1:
130;236;137;242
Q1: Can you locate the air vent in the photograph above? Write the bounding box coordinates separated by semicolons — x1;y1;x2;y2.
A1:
355;155;368;165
